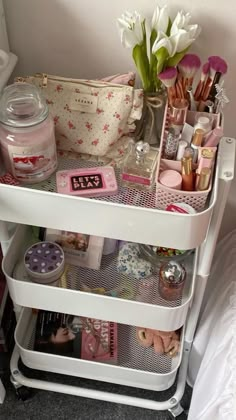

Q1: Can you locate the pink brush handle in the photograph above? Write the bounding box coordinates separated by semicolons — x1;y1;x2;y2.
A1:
194;80;204;101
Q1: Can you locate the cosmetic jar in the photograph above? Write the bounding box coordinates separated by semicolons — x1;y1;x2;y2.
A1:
159;260;186;301
194;113;213;136
166;202;196;214
159;169;182;190
0;83;57;183
24;241;65;284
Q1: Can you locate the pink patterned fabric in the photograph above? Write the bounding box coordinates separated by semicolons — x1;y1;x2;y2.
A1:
16;74;143;157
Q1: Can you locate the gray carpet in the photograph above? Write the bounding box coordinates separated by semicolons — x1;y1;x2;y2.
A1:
0;360;192;420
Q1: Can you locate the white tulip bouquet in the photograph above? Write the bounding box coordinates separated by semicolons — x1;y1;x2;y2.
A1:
117;4;201;92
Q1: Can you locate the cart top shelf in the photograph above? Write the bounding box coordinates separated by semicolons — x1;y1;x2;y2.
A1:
0;138;233;249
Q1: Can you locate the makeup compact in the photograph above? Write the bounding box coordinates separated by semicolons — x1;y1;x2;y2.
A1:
159;169;182;190
24;241;65;284
56;166;118;197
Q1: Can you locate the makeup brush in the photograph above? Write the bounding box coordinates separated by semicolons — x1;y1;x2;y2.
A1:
158;67;177;105
194;62;210;101
178;54;201;95
201;56;228;101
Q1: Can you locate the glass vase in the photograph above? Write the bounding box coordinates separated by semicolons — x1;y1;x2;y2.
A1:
135;86;167;148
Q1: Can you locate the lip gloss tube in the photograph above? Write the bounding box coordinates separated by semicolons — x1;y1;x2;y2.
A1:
204;127;224;147
181;156;194;191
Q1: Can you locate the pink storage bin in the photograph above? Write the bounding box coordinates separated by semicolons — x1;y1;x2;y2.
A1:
156;110;221;212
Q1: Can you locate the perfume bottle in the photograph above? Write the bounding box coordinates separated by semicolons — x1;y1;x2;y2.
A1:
121;141;158;190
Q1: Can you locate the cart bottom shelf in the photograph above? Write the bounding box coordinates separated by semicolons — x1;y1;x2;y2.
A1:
15;308;183;391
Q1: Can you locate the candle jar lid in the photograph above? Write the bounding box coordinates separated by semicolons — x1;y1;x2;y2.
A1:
0;82;48;128
24;241;65;284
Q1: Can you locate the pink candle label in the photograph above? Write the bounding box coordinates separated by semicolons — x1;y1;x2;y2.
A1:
8;143;57;181
122;173;150;186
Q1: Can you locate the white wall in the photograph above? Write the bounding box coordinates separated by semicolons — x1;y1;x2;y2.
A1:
3;0;236;236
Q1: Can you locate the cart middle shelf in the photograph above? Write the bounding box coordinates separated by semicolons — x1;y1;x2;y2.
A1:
3;225;197;331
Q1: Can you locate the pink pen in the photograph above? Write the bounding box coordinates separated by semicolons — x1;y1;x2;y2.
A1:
204;127;224;147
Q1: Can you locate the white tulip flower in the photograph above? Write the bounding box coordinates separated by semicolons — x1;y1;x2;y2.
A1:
117;11;144;49
169;10;201;55
151;4;169;34
152;31;173;56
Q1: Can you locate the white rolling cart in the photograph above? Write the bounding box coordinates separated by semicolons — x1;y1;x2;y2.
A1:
0;136;234;417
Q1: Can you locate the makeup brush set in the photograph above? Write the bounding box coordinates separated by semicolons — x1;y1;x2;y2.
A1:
158;54;228;114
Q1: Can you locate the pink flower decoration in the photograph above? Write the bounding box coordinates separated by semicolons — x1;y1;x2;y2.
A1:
96;108;104;114
75;88;80;93
125;94;131;104
56;84;63;92
85;122;93;131
118;128;123;135
92;139;99;146
113;112;121;120
68;121;75;129
103;124;109;133
53;116;59;124
92;91;99;96
64;104;71;113
46;99;54;105
106;91;114;100
76;139;83;145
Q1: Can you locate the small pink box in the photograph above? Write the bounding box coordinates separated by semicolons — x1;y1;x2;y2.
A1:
56;166;118;198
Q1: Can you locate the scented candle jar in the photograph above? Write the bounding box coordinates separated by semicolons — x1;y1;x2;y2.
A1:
0;83;57;184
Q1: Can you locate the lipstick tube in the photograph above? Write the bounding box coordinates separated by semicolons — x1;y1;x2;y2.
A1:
195;167;211;191
181;156;194;191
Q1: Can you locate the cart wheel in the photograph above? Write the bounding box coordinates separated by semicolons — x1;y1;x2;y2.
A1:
168;412;188;420
15;386;32;401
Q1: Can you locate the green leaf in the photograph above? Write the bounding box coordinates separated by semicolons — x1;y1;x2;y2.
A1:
165;47;189;68
132;43;150;91
150;29;157;48
154;46;169;75
166;18;172;36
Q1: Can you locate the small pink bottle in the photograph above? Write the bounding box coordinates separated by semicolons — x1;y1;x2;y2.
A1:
0;82;57;184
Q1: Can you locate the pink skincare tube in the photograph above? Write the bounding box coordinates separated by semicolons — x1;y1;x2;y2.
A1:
204;127;224;147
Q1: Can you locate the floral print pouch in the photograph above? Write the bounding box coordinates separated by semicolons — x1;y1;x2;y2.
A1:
15;74;143;157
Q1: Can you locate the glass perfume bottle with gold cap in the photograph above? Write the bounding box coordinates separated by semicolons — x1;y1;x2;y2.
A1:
121;140;158;190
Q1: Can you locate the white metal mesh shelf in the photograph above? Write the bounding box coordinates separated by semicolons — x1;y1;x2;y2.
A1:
3;225;196;331
15;308;183;391
29;157;158;209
